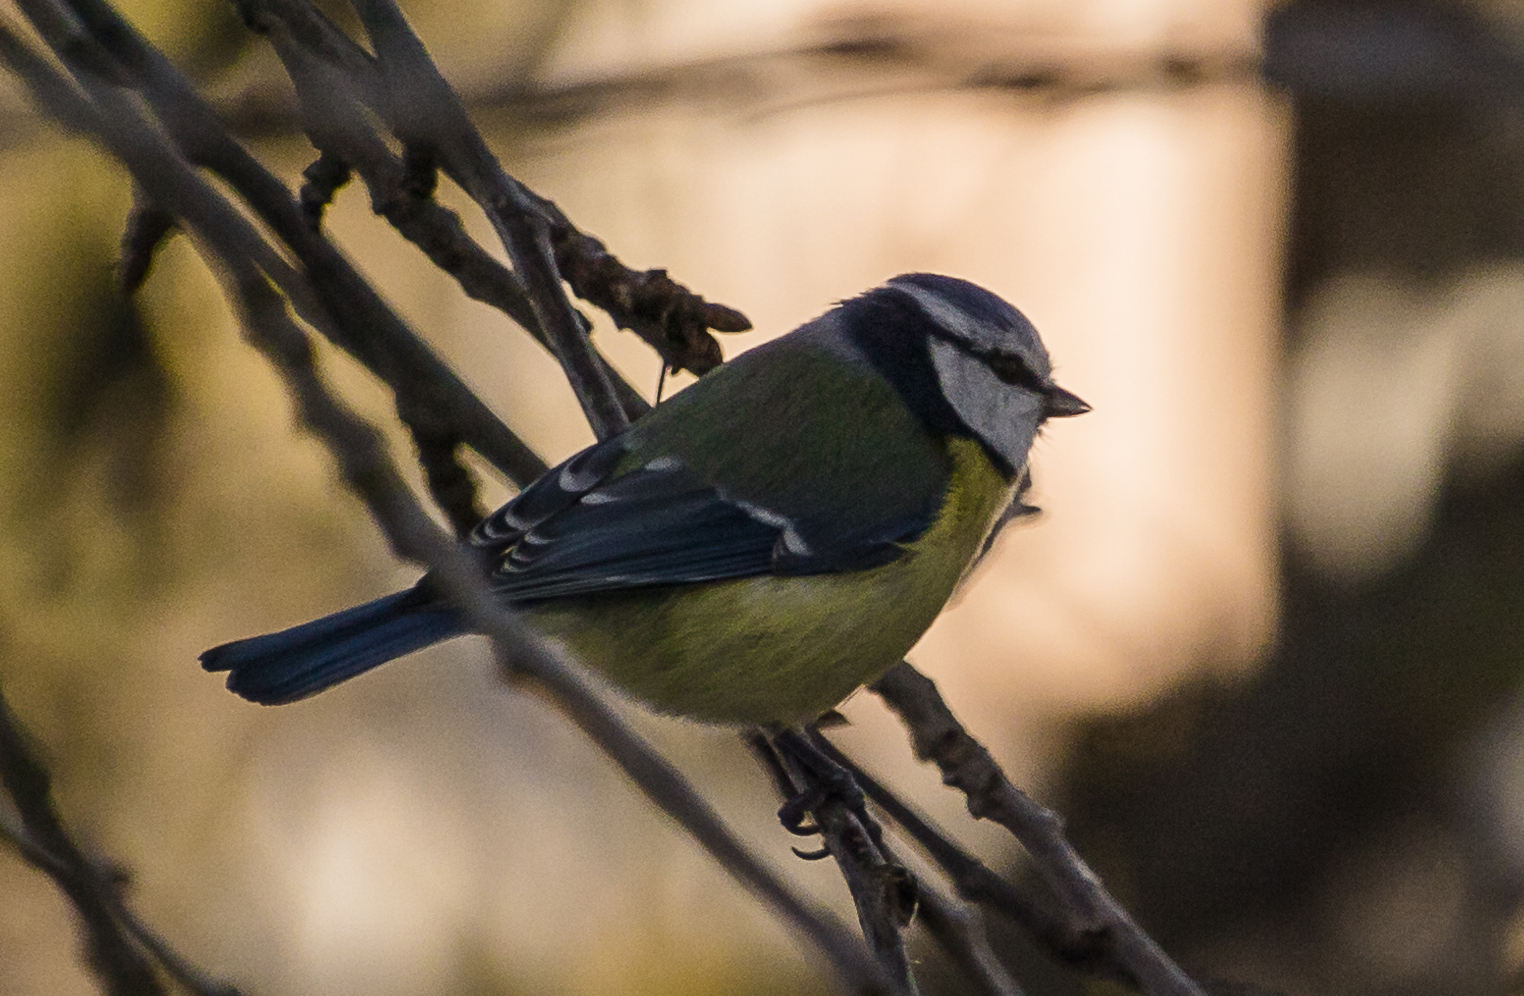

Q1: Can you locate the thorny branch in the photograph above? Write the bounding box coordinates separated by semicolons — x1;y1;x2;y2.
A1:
0;1;1231;994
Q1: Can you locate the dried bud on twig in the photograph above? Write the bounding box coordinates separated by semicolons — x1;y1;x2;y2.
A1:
551;225;751;376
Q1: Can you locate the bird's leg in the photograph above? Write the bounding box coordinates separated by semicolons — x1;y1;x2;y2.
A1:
746;731;827;857
770;726;880;848
768;726;920;931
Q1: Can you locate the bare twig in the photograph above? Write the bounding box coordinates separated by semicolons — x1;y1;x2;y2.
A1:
762;728;1026;996
297;149;350;223
811;738;1085;981
405;411;485;536
118;191;177;294
257;15;650;422
463;23;1259;130
0;20;1263;152
38;0;536;524
0;805;69;875
810;807;918;996
548;226;751;377
814;734;1130;982
232;0;748;379
1;680;245;996
345;0;629;440
750;731;917;996
107;900;242;996
39;0;549;490
871;662;1207;996
912;882;1027;996
0;682;169;996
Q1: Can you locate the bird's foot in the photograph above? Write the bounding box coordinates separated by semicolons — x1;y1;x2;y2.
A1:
770;727;883;854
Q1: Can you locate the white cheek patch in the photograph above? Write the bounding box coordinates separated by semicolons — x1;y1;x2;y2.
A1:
929;337;1042;470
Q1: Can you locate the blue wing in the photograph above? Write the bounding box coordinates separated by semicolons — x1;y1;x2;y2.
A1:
467;440;944;604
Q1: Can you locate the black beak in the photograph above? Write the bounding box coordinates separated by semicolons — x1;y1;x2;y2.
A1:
1043;384;1090;418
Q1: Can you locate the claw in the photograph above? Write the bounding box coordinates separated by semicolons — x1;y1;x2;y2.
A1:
778;790;823;834
814;709;850;729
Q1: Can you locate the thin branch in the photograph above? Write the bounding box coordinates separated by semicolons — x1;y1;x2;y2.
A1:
0;683;245;996
0;804;71;876
0;22;1263;153
871;662;1207;996
0;681;165;996
778;731;1027;996
547;225;751;377
259;16;650;421
118;190;177;294
232;0;748;379
43;0;549;489
751;732;917;996
800;731;1027;996
912;881;1027;996
346;0;629;439
40;0;537;526
813;734;1129;982
406;415;485;536
107;899;243;996
297;148;350;223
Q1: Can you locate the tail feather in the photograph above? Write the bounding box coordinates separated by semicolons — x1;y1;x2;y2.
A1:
201;589;465;705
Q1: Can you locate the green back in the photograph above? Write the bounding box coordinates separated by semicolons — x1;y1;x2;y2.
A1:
621;339;954;533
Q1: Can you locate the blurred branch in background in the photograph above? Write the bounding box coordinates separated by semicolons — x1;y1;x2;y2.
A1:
0;681;239;996
0;0;1251;993
0;13;1263;151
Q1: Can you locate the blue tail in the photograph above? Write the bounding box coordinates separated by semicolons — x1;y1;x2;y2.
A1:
200;588;466;705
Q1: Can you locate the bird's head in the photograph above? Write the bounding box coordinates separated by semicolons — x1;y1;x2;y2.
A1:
838;273;1089;475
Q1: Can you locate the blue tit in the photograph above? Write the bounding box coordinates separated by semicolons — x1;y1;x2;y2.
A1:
202;274;1088;724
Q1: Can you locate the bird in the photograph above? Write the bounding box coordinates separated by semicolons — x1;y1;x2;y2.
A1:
202;274;1088;724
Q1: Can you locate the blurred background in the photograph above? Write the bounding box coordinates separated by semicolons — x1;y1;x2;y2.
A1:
1;0;1523;992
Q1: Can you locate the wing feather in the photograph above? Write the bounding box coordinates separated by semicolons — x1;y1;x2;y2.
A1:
467;340;954;603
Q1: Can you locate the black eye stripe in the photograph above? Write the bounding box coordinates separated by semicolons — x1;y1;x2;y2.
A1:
926;326;1046;391
984;352;1047;391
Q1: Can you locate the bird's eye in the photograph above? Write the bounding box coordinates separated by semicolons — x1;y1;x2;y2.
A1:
984;352;1045;391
